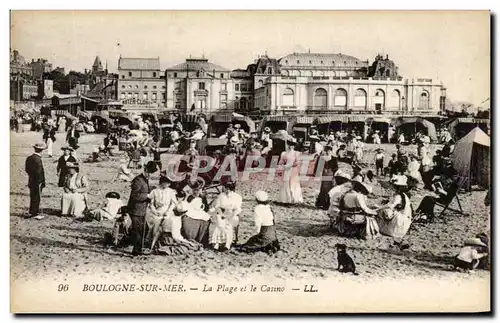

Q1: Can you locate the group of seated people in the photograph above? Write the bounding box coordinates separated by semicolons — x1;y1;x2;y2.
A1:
86;173;281;256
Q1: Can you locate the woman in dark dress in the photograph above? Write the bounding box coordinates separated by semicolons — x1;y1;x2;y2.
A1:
315;144;339;210
240;191;280;254
56;146;77;187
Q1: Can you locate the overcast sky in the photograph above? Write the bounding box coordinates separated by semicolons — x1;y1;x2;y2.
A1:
10;10;490;105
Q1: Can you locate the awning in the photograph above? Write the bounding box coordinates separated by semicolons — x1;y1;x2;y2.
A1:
211;114;232;123
315;115;349;124
183;114;199;123
65;112;78;121
295;116;315;125
265;115;290;122
349;115;368;122
365;117;391;124
293;127;308;133
458;117;490;124
77;111;93;119
109;110;128;118
54;109;67;116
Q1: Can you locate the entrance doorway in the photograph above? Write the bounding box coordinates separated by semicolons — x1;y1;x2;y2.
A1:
375;103;382;114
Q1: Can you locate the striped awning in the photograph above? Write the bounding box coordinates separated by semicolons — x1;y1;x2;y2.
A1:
265;115;290;122
458;118;490;124
315;115;349;124
183;114;199;123
77;110;93;119
211;114;232;123
349;115;369;122
295;116;315;125
54;109;67;116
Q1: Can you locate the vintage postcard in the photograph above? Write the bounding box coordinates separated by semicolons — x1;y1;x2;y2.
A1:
9;10;490;313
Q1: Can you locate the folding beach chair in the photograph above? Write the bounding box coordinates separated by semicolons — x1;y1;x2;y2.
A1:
434;176;469;216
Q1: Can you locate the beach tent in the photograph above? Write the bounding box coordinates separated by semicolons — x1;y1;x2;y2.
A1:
450;127;490;189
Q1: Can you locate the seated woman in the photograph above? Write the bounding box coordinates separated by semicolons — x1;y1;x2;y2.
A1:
377;175;412;242
327;170;353;228
406;154;422;184
239;191;280;254
336;180;379;239
155;200;201;256
415;175;461;222
115;158;134;182
209;180;243;248
86;191;124;222
61;162;89;219
181;181;211;247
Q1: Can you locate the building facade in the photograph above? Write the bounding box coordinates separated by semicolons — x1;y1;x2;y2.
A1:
30;58;53;80
165;58;235;114
250;52;443;116
117;57;165;113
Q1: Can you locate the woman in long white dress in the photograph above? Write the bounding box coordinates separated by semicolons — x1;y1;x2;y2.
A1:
277;140;303;205
61;162;89;218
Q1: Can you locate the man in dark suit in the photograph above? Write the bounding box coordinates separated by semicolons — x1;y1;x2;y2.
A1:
25;143;47;218
127;161;158;256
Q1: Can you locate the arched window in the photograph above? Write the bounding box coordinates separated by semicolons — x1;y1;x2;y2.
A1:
354;88;367;108
240;97;247;110
391;89;401;109
334;88;347;108
258;80;264;88
282;88;294;106
373;89;385;111
314;88;327;108
419;91;430;109
386;70;390;77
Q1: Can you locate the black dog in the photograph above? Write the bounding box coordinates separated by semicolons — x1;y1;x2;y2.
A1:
335;243;359;275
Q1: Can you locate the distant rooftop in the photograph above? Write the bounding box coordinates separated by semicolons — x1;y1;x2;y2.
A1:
118;57;160;70
166;58;229;72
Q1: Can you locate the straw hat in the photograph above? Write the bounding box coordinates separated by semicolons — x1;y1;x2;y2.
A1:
33;143;47;150
464;238;487;248
391;175;408;187
264;127;271;133
352;180;372;195
61;146;74;152
334;170;351;181
255;190;268;203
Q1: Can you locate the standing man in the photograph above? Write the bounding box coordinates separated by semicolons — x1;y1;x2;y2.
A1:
25;143;47;219
127;161;158;256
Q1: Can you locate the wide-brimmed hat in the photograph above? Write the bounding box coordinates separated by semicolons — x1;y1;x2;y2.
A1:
234;124;241;129
263;127;271;133
391;175;408;187
356;136;362;140
464;238;487;248
66;162;80;169
352;180;372;195
334;170;351;181
230;136;239;144
255;190;268;203
33;143;47;150
399;150;407;156
173;202;188;216
376;147;384;152
61;146;74;152
105;192;121;199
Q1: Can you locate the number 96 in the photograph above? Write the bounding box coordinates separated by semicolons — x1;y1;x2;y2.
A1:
58;284;69;292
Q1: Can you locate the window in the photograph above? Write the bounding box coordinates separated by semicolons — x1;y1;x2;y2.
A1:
198;82;205;90
153;86;157;89
373;89;385;109
386;70;390;77
174;72;178;78
220;73;224;78
240;97;247;110
354;89;367;108
390;89;401;109
309;60;312;64
258;80;263;88
235;84;240;91
334;88;347;107
152;92;157;101
285;60;288;64
282;88;294;106
162;85;166;89
221;102;227;109
127;92;132;99
121;85;125;89
134;85;138;89
128;72;132;77
332;61;335;65
321;61;324;64
221;83;227;91
196;71;200;77
297;60;300;64
314;88;328;108
120;93;125;100
221;94;228;101
121;75;125;79
144;85;148;89
267;67;272;74
241;84;248;92
419;91;430;110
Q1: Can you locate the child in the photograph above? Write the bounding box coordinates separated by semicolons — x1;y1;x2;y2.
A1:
374;148;385;176
86;192;125;222
453;238;488;271
239;191;280;254
386;153;398;177
115;158;134;182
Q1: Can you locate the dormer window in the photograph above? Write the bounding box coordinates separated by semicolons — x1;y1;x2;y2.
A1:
285;60;288;64
267;67;272;74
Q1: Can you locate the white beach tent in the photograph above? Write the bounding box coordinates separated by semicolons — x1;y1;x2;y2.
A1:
450;127;490;188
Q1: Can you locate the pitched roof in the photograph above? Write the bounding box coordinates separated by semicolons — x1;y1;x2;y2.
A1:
279;52;368;69
458;126;490;147
166;58;229;72
93;56;102;67
118;57;160;70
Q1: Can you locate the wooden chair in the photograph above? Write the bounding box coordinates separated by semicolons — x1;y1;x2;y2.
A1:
434;176;469;216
